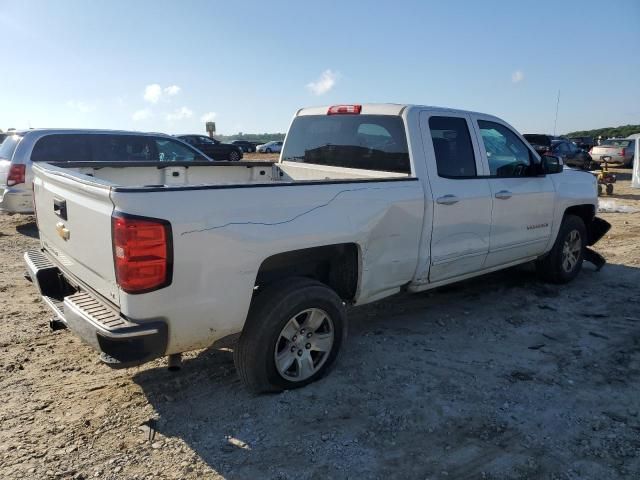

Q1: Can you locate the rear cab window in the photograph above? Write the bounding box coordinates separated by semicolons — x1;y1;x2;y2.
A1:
281;115;411;174
601;140;631;147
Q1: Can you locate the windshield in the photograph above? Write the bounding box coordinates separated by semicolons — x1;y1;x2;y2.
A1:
601;140;631;147
281;115;410;174
0;134;22;160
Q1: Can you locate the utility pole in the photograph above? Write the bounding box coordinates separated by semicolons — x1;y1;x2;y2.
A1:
553;90;560;136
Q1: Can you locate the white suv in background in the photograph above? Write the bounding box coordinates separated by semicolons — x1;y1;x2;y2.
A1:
0;130;210;213
256;141;283;153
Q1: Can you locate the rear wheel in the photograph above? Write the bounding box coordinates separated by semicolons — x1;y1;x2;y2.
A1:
606;183;614;195
229;150;240;162
536;215;586;284
234;277;346;393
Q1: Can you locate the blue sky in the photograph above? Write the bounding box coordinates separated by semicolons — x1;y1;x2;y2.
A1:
1;0;638;135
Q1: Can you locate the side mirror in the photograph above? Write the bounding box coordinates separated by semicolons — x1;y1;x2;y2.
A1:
541;155;563;174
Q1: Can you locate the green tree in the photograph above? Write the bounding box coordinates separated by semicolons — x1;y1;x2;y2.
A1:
565;124;640;139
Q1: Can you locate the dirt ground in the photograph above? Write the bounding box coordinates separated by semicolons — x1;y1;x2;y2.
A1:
1;169;639;480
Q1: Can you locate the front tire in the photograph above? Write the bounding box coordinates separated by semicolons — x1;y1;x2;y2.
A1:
536;215;586;284
229;150;240;162
234;277;346;393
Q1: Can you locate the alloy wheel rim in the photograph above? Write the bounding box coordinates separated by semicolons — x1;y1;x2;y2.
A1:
274;308;334;382
561;229;582;273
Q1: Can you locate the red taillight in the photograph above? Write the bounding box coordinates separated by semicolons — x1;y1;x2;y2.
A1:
620;148;626;157
112;214;172;293
589;148;593;154
7;164;25;186
327;104;362;115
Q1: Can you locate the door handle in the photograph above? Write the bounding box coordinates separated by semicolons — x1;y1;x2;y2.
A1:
436;194;459;205
495;190;512;200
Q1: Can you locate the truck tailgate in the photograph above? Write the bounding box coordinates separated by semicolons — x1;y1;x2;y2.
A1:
33;164;119;305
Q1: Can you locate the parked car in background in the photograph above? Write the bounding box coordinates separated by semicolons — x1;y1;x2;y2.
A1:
590;138;635;167
0;129;210;213
231;140;256;153
25;103;608;393
0;133;7;144
523;134;560;156
256;141;283;153
568;136;595;152
551;140;593;170
176;135;243;161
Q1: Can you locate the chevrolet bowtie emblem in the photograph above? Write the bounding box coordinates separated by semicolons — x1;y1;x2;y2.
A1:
56;222;70;241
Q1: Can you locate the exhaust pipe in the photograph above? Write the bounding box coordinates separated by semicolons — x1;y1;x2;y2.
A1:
167;353;182;371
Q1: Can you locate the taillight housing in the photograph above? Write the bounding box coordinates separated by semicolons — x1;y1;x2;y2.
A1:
620;148;626;157
112;213;172;294
7;164;26;186
327;104;362;115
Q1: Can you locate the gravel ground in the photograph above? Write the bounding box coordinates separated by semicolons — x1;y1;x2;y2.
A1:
0;169;639;480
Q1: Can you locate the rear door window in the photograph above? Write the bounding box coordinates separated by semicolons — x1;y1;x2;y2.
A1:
155;138;202;162
91;135;205;162
0;134;22;160
31;135;92;162
428;116;477;178
281;115;410;174
91;135;156;162
602;140;631;147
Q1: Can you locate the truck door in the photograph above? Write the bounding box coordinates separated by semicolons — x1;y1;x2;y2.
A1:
471;116;555;268
419;112;493;282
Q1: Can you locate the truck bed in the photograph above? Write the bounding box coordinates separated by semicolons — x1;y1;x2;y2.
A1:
44;160;409;189
31;159;421;354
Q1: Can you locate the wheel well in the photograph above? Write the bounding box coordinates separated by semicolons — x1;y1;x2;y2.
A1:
564;204;595;226
255;244;359;301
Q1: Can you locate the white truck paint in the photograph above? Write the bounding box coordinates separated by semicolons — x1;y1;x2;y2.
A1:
25;104;609;392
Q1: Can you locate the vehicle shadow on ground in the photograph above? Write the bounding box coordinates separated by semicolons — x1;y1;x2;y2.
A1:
132;262;640;479
611;171;632;181
611;192;640;201
16;220;39;238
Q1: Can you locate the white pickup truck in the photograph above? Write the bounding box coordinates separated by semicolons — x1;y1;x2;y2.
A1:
25;104;610;393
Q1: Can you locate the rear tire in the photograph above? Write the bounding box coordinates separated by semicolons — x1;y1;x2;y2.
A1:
229;151;240;162
606;183;614;195
536;215;586;284
234;277;347;393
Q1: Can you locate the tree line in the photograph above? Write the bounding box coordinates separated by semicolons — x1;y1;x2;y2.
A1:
565;124;640;139
216;132;286;143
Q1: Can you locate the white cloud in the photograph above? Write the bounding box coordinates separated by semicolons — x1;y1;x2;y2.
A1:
164;85;181;96
132;108;152;121
66;100;96;113
306;69;338;95
200;112;217;122
166;106;193;121
144;84;163;103
511;70;524;83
